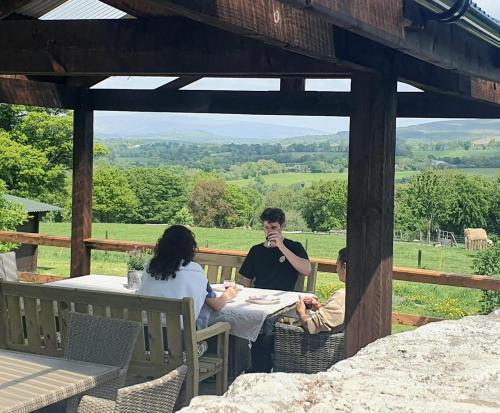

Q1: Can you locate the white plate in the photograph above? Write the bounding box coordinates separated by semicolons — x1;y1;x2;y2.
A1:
246;295;280;305
212;284;244;292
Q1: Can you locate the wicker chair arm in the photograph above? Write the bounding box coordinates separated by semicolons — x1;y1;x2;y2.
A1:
196;321;230;342
115;365;188;413
77;396;116;413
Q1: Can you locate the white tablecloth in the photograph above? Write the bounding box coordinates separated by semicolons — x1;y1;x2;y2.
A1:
48;275;311;342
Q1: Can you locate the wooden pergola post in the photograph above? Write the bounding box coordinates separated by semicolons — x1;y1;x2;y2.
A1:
70;90;93;277
345;72;397;357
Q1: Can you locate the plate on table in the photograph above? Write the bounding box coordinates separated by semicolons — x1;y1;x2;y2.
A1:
212;283;244;292
246;295;281;305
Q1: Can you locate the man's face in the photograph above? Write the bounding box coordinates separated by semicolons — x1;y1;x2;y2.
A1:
263;221;283;238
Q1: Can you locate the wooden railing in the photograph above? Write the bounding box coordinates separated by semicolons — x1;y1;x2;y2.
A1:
2;231;499;291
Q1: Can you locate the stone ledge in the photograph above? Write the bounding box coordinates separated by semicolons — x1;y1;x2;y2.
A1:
180;310;500;412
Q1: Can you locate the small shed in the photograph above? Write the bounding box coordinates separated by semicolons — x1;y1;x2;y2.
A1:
3;195;62;272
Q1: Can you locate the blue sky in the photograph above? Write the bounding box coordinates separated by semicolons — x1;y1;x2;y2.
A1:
88;0;499;135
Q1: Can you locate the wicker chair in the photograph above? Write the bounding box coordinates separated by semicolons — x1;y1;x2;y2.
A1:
273;322;345;374
64;312;141;413
77;365;188;413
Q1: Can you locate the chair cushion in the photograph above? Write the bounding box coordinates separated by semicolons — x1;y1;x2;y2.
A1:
0;252;18;282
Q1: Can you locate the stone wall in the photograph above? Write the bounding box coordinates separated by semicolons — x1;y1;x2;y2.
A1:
180;310;500;412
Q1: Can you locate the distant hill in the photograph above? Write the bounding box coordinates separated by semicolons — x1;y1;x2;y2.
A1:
396;119;500;142
95;113;500;144
94;112;325;142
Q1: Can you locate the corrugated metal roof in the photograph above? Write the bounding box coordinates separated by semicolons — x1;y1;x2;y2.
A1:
15;0;67;18
3;195;62;213
15;0;126;19
41;0;126;20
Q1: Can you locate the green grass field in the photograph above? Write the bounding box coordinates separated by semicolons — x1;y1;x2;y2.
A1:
229;171;419;186
37;223;484;321
229;168;499;186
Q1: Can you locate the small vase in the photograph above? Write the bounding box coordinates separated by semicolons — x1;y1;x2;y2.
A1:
127;269;143;290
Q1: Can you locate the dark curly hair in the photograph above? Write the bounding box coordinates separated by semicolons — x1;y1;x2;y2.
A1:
148;225;197;281
260;208;285;225
338;247;348;265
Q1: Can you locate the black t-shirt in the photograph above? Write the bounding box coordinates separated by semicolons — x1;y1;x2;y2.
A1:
239;239;309;291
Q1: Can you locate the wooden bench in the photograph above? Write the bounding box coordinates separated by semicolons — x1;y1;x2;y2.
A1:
0;281;230;402
195;252;318;292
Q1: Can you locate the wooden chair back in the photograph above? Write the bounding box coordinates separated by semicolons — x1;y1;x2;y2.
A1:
294;262;318;293
0;281;198;395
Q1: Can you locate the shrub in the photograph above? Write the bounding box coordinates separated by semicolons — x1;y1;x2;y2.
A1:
473;242;500;314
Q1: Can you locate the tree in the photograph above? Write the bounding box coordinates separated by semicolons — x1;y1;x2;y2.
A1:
127;167;188;224
442;172;492;234
222;184;252;228
486;176;500;236
301;180;347;232
0;179;27;253
11;110;74;168
398;170;455;240
92;167;138;223
189;180;226;228
472;242;500;314
188;180;251;228
0;131;66;199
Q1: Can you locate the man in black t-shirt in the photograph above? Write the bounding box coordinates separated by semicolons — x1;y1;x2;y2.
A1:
238;208;311;290
238;208;311;372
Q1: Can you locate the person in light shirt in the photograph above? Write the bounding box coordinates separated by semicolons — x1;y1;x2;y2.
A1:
295;248;346;334
139;225;238;330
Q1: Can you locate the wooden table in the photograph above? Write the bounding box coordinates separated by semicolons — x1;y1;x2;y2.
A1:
0;349;119;413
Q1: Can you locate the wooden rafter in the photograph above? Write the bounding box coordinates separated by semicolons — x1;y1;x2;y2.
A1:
96;0;500;104
156;76;202;90
0;18;347;77
0;0;31;19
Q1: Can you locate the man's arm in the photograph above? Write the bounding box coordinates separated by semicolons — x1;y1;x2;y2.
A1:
280;244;311;275
236;274;252;287
237;247;255;287
267;232;311;275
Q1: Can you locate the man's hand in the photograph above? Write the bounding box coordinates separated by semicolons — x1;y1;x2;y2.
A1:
304;297;321;311
267;230;284;249
296;299;306;317
223;286;239;301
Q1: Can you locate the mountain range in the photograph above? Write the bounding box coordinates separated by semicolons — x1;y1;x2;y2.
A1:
95;113;500;143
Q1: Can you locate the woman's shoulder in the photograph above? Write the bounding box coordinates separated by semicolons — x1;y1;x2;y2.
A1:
181;261;204;273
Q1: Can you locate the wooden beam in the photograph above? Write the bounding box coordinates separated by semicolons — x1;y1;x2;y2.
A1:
98;1;500;104
0;77;79;109
284;0;500;84
100;0;335;60
0;18;347;76
0;0;31;19
156;76;202;91
332;28;500;106
70;90;93;277
280;77;306;92
89;90;352;115
345;72;397;357
88;89;500;118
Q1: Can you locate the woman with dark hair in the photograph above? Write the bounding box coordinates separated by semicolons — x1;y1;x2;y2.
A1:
295;247;347;334
138;225;238;329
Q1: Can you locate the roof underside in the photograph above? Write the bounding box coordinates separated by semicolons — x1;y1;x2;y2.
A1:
1;0;499;107
3;194;62;213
